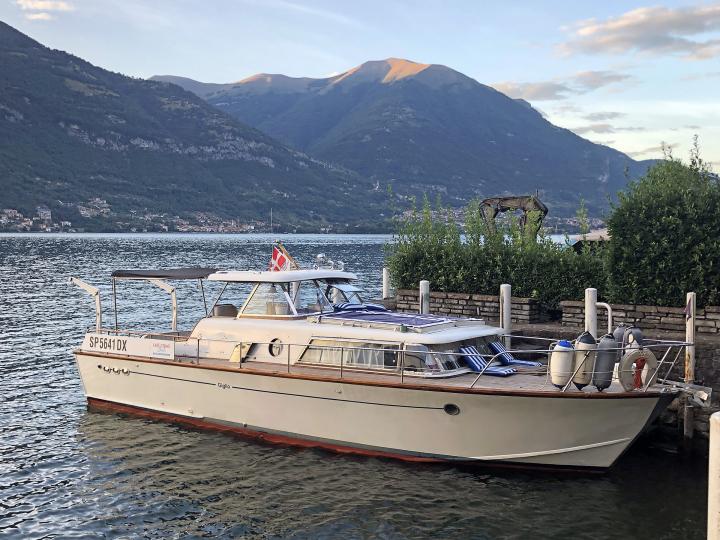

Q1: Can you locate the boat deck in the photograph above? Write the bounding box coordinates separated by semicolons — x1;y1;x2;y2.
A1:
183;356;645;395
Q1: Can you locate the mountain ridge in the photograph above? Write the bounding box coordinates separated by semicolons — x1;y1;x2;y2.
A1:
0;21;384;231
152;58;650;215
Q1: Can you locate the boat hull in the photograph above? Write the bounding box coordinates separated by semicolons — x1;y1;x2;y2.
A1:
75;353;674;471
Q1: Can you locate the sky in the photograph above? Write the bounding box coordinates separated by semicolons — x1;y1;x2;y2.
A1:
2;0;720;166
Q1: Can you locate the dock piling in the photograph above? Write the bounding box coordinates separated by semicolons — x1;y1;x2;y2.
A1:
709;412;720;540
584;288;598;338
685;292;697;442
500;284;511;348
382;268;390;300
419;280;430;314
686;291;696;384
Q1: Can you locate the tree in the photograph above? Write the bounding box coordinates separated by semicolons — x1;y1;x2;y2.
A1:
606;141;720;306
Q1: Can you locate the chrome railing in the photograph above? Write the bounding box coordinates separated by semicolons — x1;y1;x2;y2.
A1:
83;326;693;393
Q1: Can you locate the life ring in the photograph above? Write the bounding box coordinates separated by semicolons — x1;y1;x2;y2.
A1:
618;348;658;391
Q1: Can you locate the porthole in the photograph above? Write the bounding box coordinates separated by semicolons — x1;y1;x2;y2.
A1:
269;338;283;357
443;403;460;416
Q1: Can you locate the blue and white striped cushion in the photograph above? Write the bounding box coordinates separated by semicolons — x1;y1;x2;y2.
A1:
489;341;543;367
459;346;516;377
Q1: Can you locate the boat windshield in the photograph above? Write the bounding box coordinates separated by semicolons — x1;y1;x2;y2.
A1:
292;280;333;314
238;280;333;317
241;283;293;315
326;283;364;304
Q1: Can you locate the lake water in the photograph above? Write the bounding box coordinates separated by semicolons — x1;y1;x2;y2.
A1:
0;233;708;539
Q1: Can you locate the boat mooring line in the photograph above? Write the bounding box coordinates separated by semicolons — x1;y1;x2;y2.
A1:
124;369;443;410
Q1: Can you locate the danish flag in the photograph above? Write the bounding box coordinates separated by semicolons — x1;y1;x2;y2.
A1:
269;243;296;271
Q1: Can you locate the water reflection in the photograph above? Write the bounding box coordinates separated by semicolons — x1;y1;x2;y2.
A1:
0;233;708;539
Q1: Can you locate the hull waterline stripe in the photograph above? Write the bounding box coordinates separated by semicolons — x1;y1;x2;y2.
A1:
127;369;442;410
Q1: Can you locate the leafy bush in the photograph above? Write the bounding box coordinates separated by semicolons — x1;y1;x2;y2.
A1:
606;144;720;307
386;198;606;314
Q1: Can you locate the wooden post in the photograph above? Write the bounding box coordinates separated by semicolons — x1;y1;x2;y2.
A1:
419;280;430;314
684;292;697;441
709;412;720;540
500;284;511;349
685;291;696;383
584;287;598;338
382;267;390;300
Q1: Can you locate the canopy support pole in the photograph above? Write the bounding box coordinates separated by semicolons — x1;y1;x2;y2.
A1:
112;278;118;331
69;277;102;331
210;282;228;314
149;279;177;332
199;279;208;316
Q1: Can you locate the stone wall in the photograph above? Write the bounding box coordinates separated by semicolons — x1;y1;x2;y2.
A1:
395;289;545;324
560;300;720;335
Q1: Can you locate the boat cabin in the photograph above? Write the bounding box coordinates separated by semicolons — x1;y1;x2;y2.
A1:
77;267;522;381
206;269;362;318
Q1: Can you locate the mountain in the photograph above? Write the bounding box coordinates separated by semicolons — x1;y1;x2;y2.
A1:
0;22;383;231
153;58;651;215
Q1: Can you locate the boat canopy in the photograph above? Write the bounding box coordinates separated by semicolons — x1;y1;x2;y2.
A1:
111;267;218;280
208;269;357;283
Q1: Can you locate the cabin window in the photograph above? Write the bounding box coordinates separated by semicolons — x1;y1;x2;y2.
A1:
300;339;399;369
241;283;293;316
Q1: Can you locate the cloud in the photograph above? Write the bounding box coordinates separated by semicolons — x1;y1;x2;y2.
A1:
573;71;631;91
15;0;73;20
573;124;646;135
561;4;720;60
493;81;572;101
552;103;582;114
25;11;52;19
591;139;616;146
16;0;73;10
627;143;678;158
573;123;616;134
493;70;630;101
583;111;626;121
682;71;720;81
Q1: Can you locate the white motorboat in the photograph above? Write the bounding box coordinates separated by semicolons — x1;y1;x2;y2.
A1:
71;257;699;471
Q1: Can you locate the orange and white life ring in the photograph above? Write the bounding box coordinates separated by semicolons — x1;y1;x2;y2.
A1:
618;348;658;391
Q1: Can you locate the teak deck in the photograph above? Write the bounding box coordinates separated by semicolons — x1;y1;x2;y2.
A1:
182;356;653;397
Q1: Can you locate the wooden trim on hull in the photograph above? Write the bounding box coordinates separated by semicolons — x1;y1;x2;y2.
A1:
76;350;671;400
86;397;608;474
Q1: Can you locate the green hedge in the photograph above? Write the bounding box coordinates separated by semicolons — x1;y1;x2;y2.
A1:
386;199;606;314
387;151;720;311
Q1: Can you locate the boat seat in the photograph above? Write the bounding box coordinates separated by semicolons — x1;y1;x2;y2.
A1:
212;304;238;317
266;301;290;315
459;346;516;377
488;341;544;367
